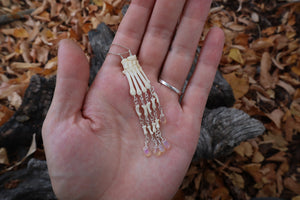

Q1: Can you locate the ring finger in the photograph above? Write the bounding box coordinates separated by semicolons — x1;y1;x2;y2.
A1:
159;0;212;95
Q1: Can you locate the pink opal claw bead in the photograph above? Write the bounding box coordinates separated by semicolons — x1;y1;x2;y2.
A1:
163;140;171;150
153;147;159;156
143;147;151;157
158;144;165;153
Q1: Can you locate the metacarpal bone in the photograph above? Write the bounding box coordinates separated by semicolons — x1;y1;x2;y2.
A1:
151;97;156;110
142;104;148;117
142;125;148;135
147;125;153;135
146;102;152;115
135;104;142;117
128;70;142;96
123;71;136;96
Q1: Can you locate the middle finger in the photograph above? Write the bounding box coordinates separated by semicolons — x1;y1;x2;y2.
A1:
138;0;186;77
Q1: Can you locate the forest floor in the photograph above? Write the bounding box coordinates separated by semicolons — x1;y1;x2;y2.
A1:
0;0;299;199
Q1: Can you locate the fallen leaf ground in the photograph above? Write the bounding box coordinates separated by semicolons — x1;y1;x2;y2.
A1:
0;0;299;199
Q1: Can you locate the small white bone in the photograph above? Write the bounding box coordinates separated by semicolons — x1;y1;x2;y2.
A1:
147;125;153;135
123;71;136;96
142;104;148;117
146;102;152;115
152;92;160;105
151;97;156;110
152;122;156;133
155;119;160;129
142;125;148;135
137;70;151;89
135;104;141;117
128;70;142;95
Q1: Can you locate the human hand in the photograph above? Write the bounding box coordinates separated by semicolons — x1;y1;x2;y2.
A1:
42;0;224;199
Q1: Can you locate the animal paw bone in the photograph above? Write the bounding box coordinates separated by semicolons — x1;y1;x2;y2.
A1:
121;55;170;157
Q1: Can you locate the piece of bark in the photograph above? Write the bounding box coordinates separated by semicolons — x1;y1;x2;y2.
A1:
193;107;266;160
0;9;35;25
0;75;55;160
206;71;235;108
0;158;56;200
88;23;115;85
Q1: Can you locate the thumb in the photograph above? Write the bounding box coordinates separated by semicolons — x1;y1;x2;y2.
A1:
48;39;90;119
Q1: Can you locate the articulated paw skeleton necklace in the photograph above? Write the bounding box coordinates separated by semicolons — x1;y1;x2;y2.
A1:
108;44;171;157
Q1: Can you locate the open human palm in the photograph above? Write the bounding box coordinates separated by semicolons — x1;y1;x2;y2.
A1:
42;0;224;199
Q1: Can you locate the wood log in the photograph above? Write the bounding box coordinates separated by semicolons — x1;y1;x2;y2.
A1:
193;107;265;160
0;158;56;200
0;9;34;25
0;75;55;160
88;23;114;85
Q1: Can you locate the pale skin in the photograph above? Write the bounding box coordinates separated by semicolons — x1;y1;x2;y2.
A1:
42;0;225;199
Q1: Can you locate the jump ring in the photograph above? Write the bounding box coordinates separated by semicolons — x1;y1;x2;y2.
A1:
159;79;182;95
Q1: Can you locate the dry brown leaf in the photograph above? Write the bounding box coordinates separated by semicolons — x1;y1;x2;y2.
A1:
0;105;14;126
284;115;300;141
277;80;296;95
292;66;300;76
45;56;58;69
290;99;300;119
101;13;121;25
292;196;300;200
10;62;41;69
252;150;265;163
82;23;93;34
223;72;249;100
28;22;41;42
1;0;10;6
194;174;202;191
262;26;277;36
279;73;300;87
0;28;15;35
31;0;48;16
20;41;31;63
284;177;300;195
93;0;104;6
276;170;285;195
7;92;22;109
211;187;231;200
250;38;273;50
263;132;288;151
265;109;284;128
274;35;289;50
227;23;246;32
234;141;253;157
266;151;287;162
204;170;216;185
36;46;50;64
242;163;262;183
260;52;274;89
228;172;245;189
234;32;249;46
0;148;9;165
220;64;242;74
228;48;244;65
272;56;286;70
13;28;29;38
256;182;277;197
